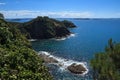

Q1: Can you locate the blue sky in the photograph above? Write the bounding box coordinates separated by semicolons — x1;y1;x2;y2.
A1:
0;0;120;18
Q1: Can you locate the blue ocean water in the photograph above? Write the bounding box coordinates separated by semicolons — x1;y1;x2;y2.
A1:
32;19;120;60
8;18;120;80
31;19;120;80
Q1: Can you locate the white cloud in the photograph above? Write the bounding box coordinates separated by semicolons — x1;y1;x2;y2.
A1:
0;2;6;5
0;10;94;18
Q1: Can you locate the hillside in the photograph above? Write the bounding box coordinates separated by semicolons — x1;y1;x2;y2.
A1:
0;19;52;80
16;16;76;39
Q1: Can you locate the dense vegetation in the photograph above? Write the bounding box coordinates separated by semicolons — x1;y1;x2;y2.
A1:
12;16;76;39
62;20;76;28
0;19;52;80
91;39;120;80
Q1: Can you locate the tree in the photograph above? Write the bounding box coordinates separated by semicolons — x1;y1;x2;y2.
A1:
91;39;120;80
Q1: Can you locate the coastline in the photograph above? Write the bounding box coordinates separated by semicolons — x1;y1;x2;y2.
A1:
54;33;75;41
29;33;75;42
38;51;89;75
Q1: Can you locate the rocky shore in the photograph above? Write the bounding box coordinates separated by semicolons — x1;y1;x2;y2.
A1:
38;51;88;75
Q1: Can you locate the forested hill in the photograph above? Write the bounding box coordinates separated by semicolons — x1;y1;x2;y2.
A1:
16;16;76;39
0;18;52;79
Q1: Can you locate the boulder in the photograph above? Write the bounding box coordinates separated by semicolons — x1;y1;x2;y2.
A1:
67;63;87;74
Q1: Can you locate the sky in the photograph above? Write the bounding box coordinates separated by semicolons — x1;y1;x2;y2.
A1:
0;0;120;18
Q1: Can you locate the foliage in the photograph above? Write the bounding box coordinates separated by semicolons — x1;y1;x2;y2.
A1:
0;19;53;80
62;20;76;28
91;39;120;80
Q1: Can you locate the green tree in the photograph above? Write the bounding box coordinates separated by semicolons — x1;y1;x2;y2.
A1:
91;39;120;80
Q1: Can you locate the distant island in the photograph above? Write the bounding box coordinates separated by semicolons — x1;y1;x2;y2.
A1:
73;18;120;20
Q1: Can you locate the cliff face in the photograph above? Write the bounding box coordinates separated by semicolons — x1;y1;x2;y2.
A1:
0;13;4;19
18;16;74;39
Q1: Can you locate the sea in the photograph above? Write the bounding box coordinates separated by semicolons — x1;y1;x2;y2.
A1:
7;18;120;80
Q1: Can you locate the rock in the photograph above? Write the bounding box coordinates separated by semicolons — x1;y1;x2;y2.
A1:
67;63;87;74
39;54;58;63
45;57;58;63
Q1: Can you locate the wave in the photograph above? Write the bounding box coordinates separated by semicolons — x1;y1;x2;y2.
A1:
28;39;37;41
55;33;76;41
38;51;88;75
69;33;75;37
55;37;66;41
28;33;75;41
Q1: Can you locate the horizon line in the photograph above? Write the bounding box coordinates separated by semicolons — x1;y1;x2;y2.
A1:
5;17;120;19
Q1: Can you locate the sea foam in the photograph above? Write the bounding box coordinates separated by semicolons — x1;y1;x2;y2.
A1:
28;39;37;41
55;33;75;41
38;51;88;75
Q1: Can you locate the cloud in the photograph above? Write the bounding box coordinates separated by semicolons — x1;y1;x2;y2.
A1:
0;2;6;5
1;10;120;18
0;10;94;18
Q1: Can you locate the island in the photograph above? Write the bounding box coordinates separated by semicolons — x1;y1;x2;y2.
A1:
14;16;76;39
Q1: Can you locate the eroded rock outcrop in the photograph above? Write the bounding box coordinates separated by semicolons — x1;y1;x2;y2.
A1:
67;63;87;74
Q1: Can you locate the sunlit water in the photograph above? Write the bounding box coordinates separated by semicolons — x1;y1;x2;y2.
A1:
7;18;120;80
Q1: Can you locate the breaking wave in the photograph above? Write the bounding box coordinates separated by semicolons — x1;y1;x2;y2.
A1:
55;33;75;41
38;51;88;75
